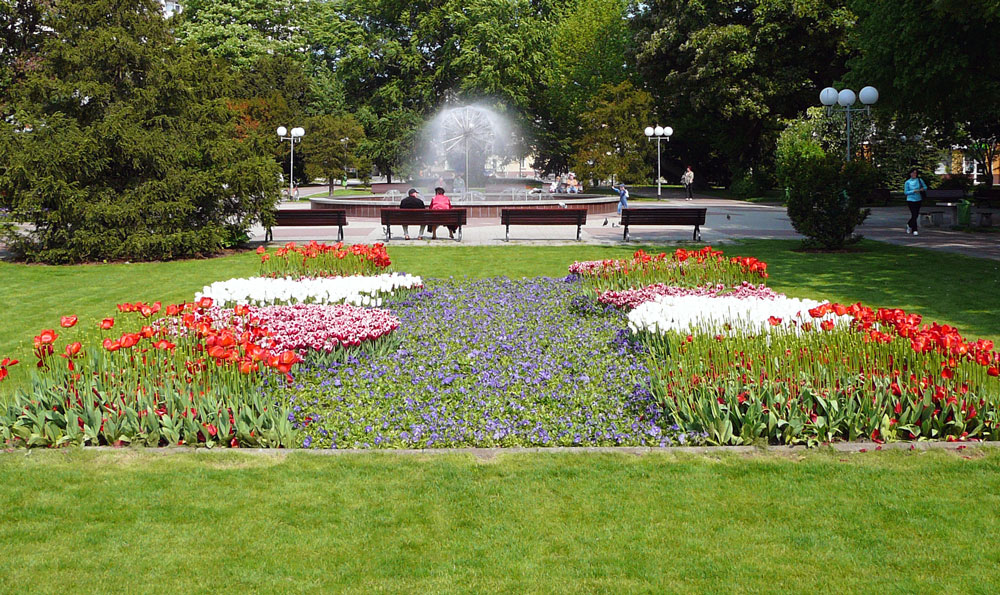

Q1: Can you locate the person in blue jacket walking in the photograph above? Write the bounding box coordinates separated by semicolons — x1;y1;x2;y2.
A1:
903;168;928;236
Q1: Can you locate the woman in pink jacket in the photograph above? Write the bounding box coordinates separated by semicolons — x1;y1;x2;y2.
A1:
428;186;456;239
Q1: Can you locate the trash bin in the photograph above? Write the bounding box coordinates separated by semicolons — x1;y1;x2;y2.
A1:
957;199;971;227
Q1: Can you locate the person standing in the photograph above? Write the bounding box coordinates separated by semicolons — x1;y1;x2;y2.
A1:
399;188;426;240
605;183;629;226
428;186;456;240
903;168;928;236
681;166;695;199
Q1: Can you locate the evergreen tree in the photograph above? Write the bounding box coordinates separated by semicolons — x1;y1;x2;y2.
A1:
0;0;279;263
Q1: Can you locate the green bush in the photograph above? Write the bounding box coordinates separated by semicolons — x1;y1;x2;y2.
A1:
729;169;772;200
777;120;873;249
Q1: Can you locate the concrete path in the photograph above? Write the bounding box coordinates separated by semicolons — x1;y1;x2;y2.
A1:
256;196;1000;260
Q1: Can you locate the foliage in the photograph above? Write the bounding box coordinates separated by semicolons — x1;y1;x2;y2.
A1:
0;0;280;263
300;114;365;196
847;0;1000;187
176;0;307;69
777;119;873;249
531;0;631;174
571;81;655;185
632;0;855;183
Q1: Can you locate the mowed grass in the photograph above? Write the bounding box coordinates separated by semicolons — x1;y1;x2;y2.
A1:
1;448;999;592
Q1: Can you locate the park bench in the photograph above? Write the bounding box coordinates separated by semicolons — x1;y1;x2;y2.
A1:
380;208;467;241
500;208;588;241
620;207;707;242
265;209;347;242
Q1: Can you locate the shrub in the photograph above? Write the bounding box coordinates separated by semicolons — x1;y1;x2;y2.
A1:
777;121;873;249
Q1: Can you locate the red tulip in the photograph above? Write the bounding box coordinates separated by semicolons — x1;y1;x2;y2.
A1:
988;367;999;377
197;296;213;309
64;342;82;357
768;316;782;326
100;318;115;330
60;315;78;328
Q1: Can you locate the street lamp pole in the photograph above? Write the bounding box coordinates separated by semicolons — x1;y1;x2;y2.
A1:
277;126;305;200
819;86;878;162
644;125;673;197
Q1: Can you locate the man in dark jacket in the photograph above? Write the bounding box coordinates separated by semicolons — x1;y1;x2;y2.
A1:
399;188;426;239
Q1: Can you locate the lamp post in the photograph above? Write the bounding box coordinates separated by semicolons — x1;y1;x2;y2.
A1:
819;86;878;162
644;125;673;197
277;126;305;200
339;137;350;188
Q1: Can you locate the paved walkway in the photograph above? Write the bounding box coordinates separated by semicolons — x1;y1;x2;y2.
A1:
256;195;1000;261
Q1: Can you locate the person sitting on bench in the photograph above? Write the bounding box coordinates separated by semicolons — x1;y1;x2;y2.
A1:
400;188;426;240
428;187;457;239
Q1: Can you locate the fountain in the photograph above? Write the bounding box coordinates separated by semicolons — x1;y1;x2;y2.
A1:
309;104;618;218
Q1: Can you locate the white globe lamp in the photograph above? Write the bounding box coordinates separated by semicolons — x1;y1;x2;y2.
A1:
276;126;287;137
859;86;879;105
837;89;857;107
644;126;654;137
819;87;838;107
663;126;673;137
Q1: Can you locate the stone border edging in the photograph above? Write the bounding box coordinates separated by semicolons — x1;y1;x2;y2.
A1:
60;440;1000;460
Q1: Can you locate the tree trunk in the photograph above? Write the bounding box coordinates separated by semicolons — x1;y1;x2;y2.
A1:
329;178;335;197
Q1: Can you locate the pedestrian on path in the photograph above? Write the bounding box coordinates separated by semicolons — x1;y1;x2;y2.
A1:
605;183;629;227
681;166;695;199
904;168;927;236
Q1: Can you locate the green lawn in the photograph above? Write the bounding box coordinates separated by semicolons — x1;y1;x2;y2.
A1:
1;448;998;592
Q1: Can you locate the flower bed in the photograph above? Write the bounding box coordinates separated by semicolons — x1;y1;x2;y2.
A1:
598;282;779;311
198;273;423;307
200;304;400;356
570;247;768;292
1;300;301;448
257;241;391;277
285;278;703;449
628;294;849;334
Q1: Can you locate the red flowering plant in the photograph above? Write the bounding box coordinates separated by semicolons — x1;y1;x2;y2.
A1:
0;301;303;449
570;247;768;293
638;301;1000;446
257;241;392;278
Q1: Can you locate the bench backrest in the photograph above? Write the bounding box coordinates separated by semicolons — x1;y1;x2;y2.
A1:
274;209;347;226
380;208;468;225
621;207;706;225
501;208;587;225
925;189;965;199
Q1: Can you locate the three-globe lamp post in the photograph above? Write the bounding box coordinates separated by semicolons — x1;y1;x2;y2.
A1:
819;86;878;162
277;126;305;200
644;125;673;197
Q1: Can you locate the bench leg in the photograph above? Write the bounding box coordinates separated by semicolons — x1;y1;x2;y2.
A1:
576;224;581;241
623;225;629;242
457;226;462;242
337;225;344;242
505;225;509;242
265;227;272;242
384;225;391;241
693;225;702;242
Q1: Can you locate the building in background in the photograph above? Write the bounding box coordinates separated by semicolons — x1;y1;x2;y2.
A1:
160;1;182;18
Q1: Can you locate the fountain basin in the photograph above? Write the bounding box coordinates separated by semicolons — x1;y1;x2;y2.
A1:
309;194;619;218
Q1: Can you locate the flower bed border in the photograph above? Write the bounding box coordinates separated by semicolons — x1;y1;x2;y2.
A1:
44;441;1000;460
